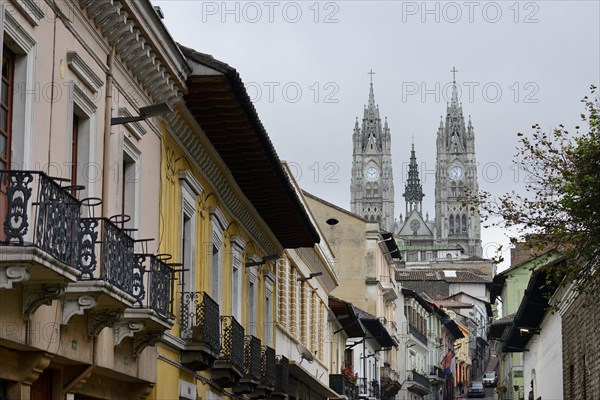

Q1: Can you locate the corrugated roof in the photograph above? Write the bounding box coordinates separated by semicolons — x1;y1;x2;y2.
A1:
396;269;491;283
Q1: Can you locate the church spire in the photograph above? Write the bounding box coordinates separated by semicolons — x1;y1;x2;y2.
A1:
403;143;424;215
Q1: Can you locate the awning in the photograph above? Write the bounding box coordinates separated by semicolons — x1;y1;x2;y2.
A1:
360;318;397;348
179;45;320;248
329;296;365;338
288;361;344;399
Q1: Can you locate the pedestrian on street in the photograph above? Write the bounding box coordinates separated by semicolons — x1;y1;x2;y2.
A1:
458;381;464;395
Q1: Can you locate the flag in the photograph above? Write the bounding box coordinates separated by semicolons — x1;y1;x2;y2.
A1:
440;351;454;375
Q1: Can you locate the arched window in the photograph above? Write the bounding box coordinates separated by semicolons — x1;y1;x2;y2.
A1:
449;215;454;235
456;214;461;234
462;214;467;233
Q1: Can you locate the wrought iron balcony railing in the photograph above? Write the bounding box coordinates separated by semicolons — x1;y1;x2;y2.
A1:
330;374;359;400
132;254;174;318
429;365;445;379
409;324;428;346
220;316;245;373
180;291;221;352
358;377;380;398
1;170;81;267
78;217;135;294
274;355;289;394
242;335;262;381
261;345;276;388
408;370;431;388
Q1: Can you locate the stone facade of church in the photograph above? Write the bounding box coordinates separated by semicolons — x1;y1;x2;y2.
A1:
350;83;395;233
351;76;483;259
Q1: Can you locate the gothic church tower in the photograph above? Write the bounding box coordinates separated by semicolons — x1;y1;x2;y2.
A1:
350;80;395;232
434;71;482;256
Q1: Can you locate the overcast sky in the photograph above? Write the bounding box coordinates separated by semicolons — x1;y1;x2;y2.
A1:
155;0;600;269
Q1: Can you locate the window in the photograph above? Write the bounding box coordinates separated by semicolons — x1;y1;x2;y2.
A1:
68;84;97;200
179;171;201;299
247;267;257;336
209;207;226;306
120;138;140;230
264;276;274;345
231;236;246;321
1;45;14;170
462;214;467;233
449;215;454;235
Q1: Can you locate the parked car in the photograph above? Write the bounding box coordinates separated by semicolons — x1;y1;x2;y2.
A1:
467;381;485;398
482;371;497;387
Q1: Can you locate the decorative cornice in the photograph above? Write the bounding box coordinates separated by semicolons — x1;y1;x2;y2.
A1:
9;0;44;26
76;0;184;105
66;51;104;93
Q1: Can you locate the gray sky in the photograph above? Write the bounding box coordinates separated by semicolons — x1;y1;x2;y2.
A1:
155;0;600;269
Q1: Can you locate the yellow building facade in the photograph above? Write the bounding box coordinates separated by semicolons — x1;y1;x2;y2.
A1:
152;46;321;399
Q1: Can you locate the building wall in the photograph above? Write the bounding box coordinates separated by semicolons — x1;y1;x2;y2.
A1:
154;124;279;399
0;1;183;398
523;310;563;400
561;288;600;400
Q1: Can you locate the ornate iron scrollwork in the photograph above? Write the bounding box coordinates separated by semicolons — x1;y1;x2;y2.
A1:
77;218;99;279
101;219;134;294
244;335;262;381
275;355;289;393
148;255;172;317
35;173;81;266
221;315;244;373
261;345;276;387
132;254;146;308
2;170;34;245
180;291;221;352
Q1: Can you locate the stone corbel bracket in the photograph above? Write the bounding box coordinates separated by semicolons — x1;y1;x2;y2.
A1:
114;320;144;346
132;331;163;358
0;265;30;289
22;284;65;319
62;295;97;325
87;310;123;337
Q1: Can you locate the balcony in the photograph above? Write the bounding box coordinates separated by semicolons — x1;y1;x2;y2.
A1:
249;345;276;398
380;364;401;398
0;171;81;314
234;335;262;395
180;291;221;371
379;275;398;301
272;355;289;399
358;377;380;398
406;370;431;396
212;316;245;387
409;324;428;346
329;374;359;400
428;365;445;383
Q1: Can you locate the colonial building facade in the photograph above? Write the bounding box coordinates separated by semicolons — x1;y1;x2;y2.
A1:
0;1;186;398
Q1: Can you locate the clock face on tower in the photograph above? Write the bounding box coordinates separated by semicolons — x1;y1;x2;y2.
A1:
448;165;463;181
364;166;380;182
